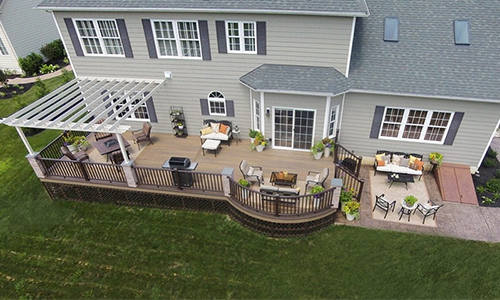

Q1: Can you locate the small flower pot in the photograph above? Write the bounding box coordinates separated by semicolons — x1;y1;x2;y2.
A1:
346;212;356;221
256;144;265;152
313;151;323;160
324;147;331;157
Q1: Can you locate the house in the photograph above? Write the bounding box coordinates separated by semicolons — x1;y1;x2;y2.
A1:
0;0;60;73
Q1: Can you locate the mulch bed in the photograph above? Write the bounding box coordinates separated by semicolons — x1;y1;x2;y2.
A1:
473;146;500;207
0;82;36;99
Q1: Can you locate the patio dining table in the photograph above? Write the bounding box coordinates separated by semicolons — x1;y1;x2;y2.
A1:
92;135;130;160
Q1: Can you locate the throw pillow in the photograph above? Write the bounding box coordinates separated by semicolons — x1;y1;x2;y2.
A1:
277;172;284;180
392;154;403;165
200;127;212;136
211;122;220;133
377;159;385;166
409;155;419;165
225;126;231;135
414;159;425;171
383;155;391;165
400;158;410;167
219;123;229;135
375;153;385;161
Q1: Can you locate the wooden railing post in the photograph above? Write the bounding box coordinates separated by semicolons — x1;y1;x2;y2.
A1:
275;195;280;217
79;162;90;181
122;160;138;187
357;179;365;201
26;153;47;178
221;168;234;197
356;156;363;178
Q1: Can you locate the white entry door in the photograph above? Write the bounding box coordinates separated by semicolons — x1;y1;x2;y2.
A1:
273;108;315;150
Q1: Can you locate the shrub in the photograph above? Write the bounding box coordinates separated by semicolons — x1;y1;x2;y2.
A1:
487;148;498;158
35;78;49;98
483;157;498;168
485;178;500;193
18;52;44;76
476;185;486;194
39;64;60;74
40;39;65;61
0;69;7;86
60;68;72;83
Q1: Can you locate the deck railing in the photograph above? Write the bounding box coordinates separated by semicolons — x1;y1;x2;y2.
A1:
228;178;337;218
39;131;90;159
334;163;365;201
39;158;127;182
333;143;363;177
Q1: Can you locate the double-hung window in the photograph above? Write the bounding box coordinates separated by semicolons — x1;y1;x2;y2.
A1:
227;21;256;53
75;19;124;56
111;91;150;121
328;105;339;137
153;20;201;58
0;37;8;55
253;99;261;131
380;107;452;143
208;91;226;116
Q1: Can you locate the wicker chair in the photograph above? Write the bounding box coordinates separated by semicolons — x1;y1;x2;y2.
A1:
132;122;154;150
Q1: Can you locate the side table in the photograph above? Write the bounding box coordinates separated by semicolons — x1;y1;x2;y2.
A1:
398;199;417;221
232;128;241;145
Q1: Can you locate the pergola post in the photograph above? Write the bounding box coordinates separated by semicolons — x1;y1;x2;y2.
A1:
115;133;130;164
15;126;35;155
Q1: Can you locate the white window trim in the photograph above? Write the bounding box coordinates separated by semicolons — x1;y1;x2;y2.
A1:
328;105;339;138
378;106;454;144
112;91;150;121
226;21;257;54
73;19;125;57
208;91;226;116
152;19;202;60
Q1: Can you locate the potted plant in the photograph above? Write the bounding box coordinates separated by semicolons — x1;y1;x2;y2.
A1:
252;132;267;152
177;122;184;130
73;136;90;151
340;187;354;211
429;152;443;166
239;179;251;199
310;185;325;208
404;195;418;207
249;129;259;144
322;137;334;157
310;141;325;160
62;132;78;153
342;200;360;221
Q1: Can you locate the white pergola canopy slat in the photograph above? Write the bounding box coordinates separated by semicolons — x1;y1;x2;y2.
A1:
1;77;166;134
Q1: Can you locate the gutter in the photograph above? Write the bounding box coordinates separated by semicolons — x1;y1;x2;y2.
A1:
349;89;500;104
36;7;370;17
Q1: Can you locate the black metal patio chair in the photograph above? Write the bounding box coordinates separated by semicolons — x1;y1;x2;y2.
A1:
373;194;396;219
413;199;444;224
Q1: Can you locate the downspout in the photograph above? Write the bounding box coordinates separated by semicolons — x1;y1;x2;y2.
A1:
260;91;265;135
249;88;254;129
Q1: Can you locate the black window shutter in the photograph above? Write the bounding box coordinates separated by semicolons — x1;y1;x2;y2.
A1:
256;21;267;55
200;99;209;115
116;19;134;58
144;93;158;123
64;18;84;57
216;20;227;54
226;100;235;117
444;112;464;145
370;106;385;139
142;19;158;59
101;90;113;117
198;20;211;61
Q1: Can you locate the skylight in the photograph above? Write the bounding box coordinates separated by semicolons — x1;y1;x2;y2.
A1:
454;20;470;45
384;17;399;42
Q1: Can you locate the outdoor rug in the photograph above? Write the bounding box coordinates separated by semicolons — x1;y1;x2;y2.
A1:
369;170;437;227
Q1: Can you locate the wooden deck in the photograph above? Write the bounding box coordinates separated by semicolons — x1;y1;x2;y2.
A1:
87;132;336;192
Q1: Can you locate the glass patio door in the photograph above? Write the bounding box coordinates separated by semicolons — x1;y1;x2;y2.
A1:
273;108;315;150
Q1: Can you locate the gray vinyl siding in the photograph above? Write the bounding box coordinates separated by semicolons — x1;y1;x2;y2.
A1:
339;93;500;170
0;0;59;59
0;24;20;71
53;11;353;137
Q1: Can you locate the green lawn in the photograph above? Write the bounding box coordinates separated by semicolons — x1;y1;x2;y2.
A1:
1;75;500;299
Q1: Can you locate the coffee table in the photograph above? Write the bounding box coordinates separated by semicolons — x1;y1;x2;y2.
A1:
387;173;414;190
270;171;298;187
92;135;130;161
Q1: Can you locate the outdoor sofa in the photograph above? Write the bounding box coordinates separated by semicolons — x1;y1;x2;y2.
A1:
200;119;233;146
373;151;424;179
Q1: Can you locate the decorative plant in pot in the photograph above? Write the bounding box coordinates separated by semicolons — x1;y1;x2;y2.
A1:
322;137;334;157
429;152;443;167
340;187;355;211
177;122;184;130
403;195;418;207
310;185;325;208
251;132;268;152
248;129;259;144
239;179;251;199
310;141;325;160
73;136;90;151
342;200;360;221
62;132;78;153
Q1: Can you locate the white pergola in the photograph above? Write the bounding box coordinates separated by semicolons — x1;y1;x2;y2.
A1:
1;77;166;163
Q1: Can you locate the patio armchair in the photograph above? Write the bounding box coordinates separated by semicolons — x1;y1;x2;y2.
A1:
239;160;264;185
413;199;444;224
373;194;396;219
60;146;89;162
305;168;329;192
132;122;154;150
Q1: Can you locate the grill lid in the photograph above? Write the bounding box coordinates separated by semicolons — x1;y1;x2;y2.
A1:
168;157;191;168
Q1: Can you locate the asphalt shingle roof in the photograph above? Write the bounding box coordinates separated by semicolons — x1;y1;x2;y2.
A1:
36;0;369;15
349;0;500;101
240;64;349;95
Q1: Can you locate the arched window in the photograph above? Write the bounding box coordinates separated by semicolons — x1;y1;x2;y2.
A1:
208;91;226;116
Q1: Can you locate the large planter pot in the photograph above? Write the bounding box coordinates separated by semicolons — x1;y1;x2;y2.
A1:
250;137;255;144
256;144;265;152
324;147;331;157
67;144;77;153
346;212;356;221
313;151;323;160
